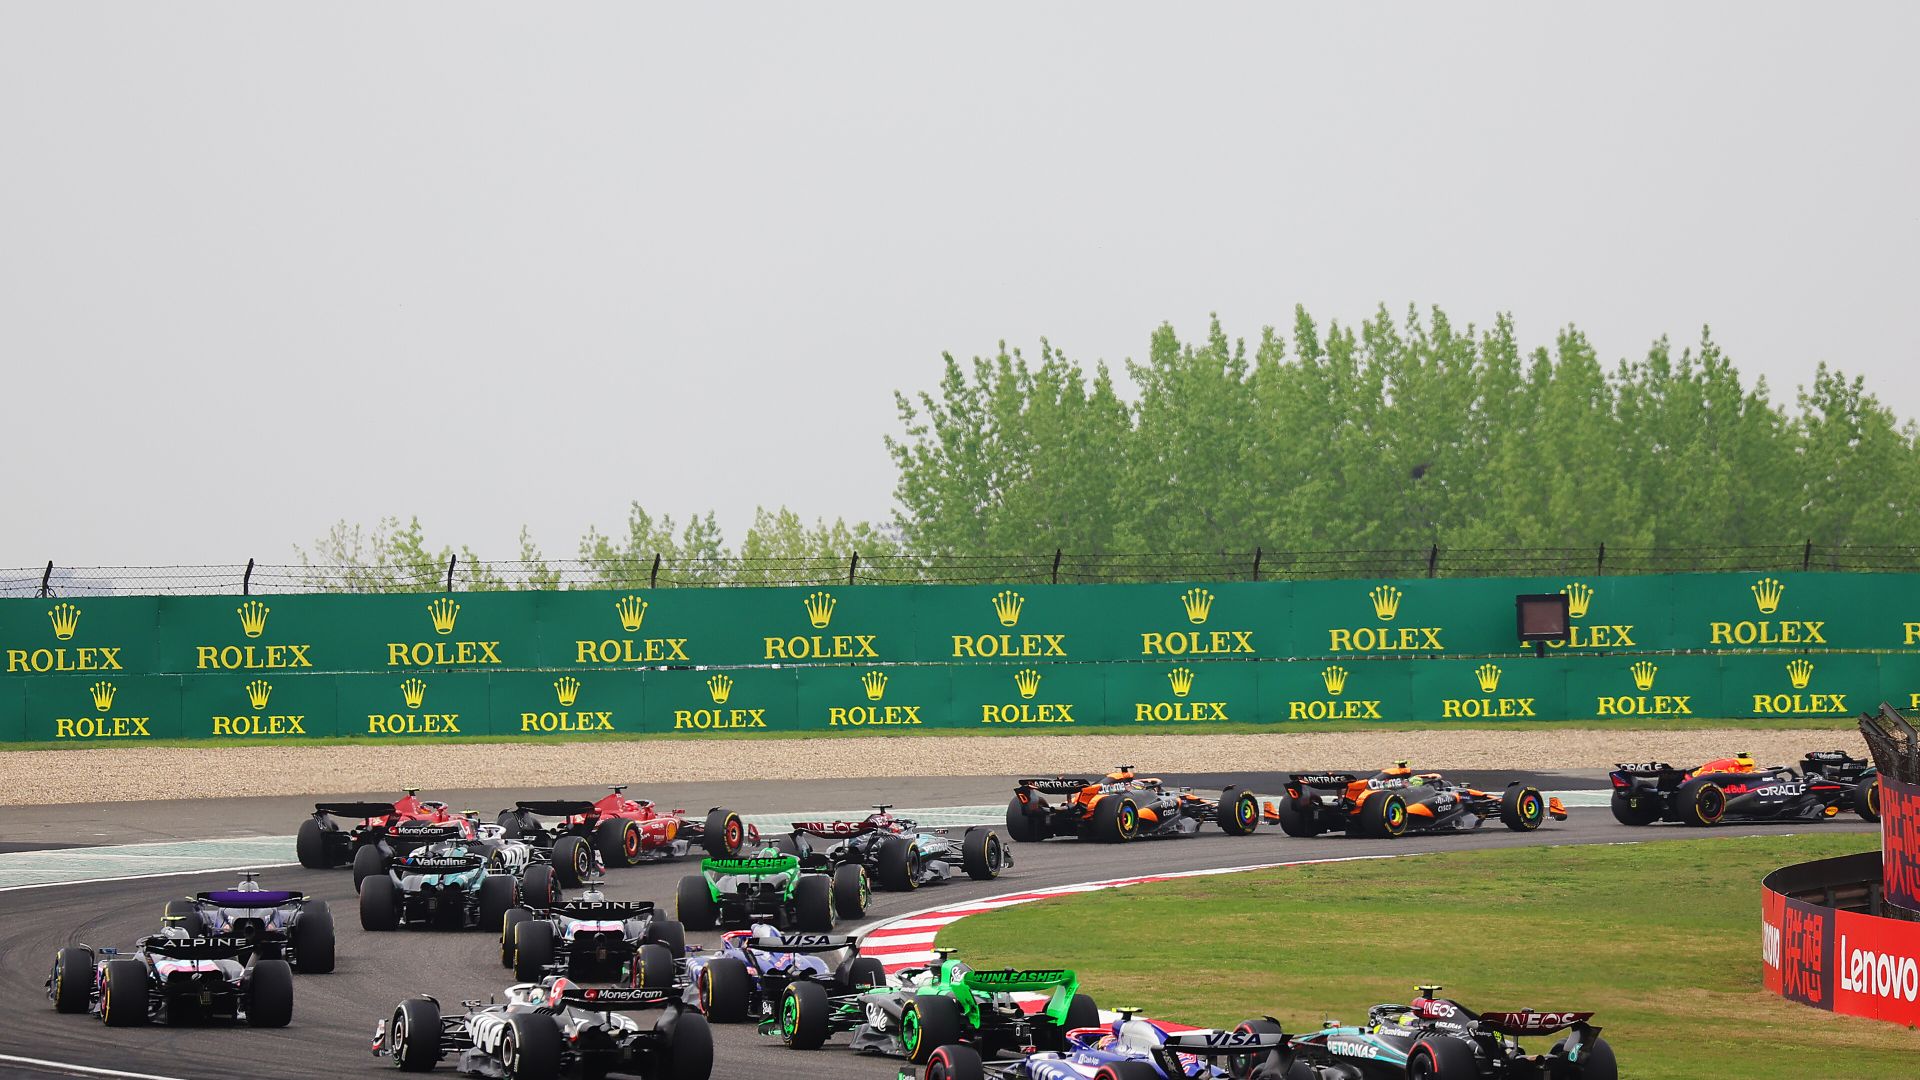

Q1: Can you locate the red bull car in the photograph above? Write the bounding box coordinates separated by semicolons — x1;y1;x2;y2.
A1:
1608;750;1880;827
1264;763;1565;839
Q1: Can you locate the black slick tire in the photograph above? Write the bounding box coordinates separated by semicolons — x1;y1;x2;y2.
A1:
1857;776;1882;823
479;873;519;931
351;844;387;891
1361;792;1409;839
833;863;869;917
838;955;887;990
677;875;716;931
927;1044;986;1080
521;864;558;909
634;942;677;991
696;957;750;1022
502;1013;562;1080
1096;1064;1161;1080
551;835;591;887
1004;796;1036;843
359;874;400;931
1090;796;1139;843
1500;786;1547;832
500;907;531;968
903;994;966;1064
877;835;919;891
1678;778;1726;827
779;980;831;1050
391;997;442;1071
1218;786;1260;836
598;819;639;868
647;917;687;959
1408;1034;1478;1079
664;1010;713;1079
100;959;148;1027
961;827;1003;881
245;959;294;1028
1274;795;1320;838
163;899;207;937
513;919;556;982
1609;791;1661;826
704;808;746;856
296;818;329;869
51;947;92;1013
794;873;834;931
290;899;336;973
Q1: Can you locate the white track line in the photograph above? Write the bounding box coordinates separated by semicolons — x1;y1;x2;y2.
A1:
0;1053;192;1080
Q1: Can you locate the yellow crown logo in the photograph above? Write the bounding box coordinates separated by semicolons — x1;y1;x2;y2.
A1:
235;600;270;638
1752;577;1784;615
1321;665;1348;695
245;679;272;710
1786;658;1814;690
49;602;81;641
707;674;733;704
1369;585;1402;621
400;678;427;710
804;591;837;629
1475;664;1502;694
427;598;461;635
554;676;581;707
862;670;888;701
1168;666;1195;698
615;595;649;633
1014;668;1041;699
993;590;1025;627
1562;582;1593;619
88;681;116;712
1631;661;1658;691
1181;588;1214;625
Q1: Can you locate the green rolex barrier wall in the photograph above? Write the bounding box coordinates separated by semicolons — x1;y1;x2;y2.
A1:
7;652;1920;744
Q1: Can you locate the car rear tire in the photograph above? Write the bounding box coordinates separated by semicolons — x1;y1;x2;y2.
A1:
500;907;530;968
1274;795;1321;838
635;942;677;991
550;835;592;887
696;957;751;1022
1035;992;1099;1049
1360;792;1409;839
961;827;1004;881
100;959;147;1027
503;1013;562;1080
779;979;831;1050
877;835;920;891
838;955;888;990
51;947;92;1013
1218;787;1260;836
795;873;835;931
647;917;687;958
833;863;870;916
360;874;401;931
1500;786;1548;832
479;873;519;931
391;997;442;1071
521;864;558;909
663;1010;713;1079
1096;1064;1161;1080
1549;1035;1616;1080
1857;776;1882;823
1408;1034;1478;1079
513;920;556;981
1678;779;1726;827
1232;1018;1289;1079
927;1044;985;1080
245;959;294;1028
677;875;717;931
163;899;207;937
351;844;388;891
1004;796;1038;842
290;899;336;973
903;993;966;1064
296;818;330;869
1609;791;1661;826
1090;796;1139;843
598;819;640;868
704;808;747;857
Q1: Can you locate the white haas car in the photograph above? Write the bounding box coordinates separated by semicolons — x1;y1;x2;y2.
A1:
372;978;710;1080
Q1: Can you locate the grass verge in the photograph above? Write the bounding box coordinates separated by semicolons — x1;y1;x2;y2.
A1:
938;834;1916;1080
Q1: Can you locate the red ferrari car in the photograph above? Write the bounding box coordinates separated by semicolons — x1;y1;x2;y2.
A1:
497;786;758;867
296;789;462;878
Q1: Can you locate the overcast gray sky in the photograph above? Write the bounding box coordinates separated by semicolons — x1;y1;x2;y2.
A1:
3;2;1915;568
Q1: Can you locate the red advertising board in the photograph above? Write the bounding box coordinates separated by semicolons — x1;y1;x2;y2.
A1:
1882;773;1920;914
1832;909;1920;1025
1760;887;1834;1009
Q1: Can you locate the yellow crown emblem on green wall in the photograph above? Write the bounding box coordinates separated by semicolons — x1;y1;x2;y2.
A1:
1562;582;1592;619
1786;658;1814;690
1752;577;1784;615
1014;668;1041;699
707;674;734;704
804;591;836;629
1475;664;1501;694
1168;667;1195;698
49;602;81;641
237;600;270;638
1631;661;1658;691
1181;588;1214;625
246;679;272;710
862;670;888;701
1369;585;1402;621
427;598;460;635
1321;665;1348;695
89;680;116;712
400;678;428;710
993;590;1025;627
615;595;648;633
554;676;581;707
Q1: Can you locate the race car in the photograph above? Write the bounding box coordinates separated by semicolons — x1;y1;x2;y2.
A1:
675;852;854;932
48;920;293;1028
1246;986;1616;1079
358;831;532;933
354;813;594;899
1265;763;1565;839
684;924;888;1026
770;806;1008;891
499;879;685;985
900;1016;1290;1080
1608;750;1880;827
781;947;1098;1064
371;978;711;1080
497;786;756;868
296;788;459;877
1004;767;1260;843
162;872;334;973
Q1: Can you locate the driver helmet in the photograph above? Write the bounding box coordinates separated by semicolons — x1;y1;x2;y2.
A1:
161;924;191;941
234;877;261;892
546;977;576;1009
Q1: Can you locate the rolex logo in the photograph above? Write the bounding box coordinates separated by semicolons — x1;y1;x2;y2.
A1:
1631;661;1658;691
1180;588;1214;625
1321;665;1348;695
89;681;116;712
804;591;836;629
245;679;272;710
1014;668;1041;699
400;678;428;710
1562;583;1593;619
1752;577;1784;615
1786;658;1814;690
862;670;888;701
236;600;270;639
707;674;734;705
1368;585;1402;621
1168;667;1195;698
993;590;1025;627
427;598;461;636
615;595;649;633
554;676;581;707
1475;664;1501;694
49;602;81;641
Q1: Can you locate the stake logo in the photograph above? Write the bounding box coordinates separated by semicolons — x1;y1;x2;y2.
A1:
1596;660;1691;717
1444;664;1536;718
1751;658;1848;716
54;680;152;739
237;601;270;639
578;593;690;665
369;677;461;735
1288;665;1381;720
767;590;878;661
9;601;124;673
1710;576;1824;647
955;590;1065;659
981;666;1074;725
519;675;615;734
1135;666;1228;723
211;679;307;737
828;670;922;728
387;596;502;668
1328;585;1444;653
1141;587;1253;657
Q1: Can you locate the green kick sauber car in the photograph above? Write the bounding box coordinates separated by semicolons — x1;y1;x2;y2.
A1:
763;947;1100;1064
675;853;845;933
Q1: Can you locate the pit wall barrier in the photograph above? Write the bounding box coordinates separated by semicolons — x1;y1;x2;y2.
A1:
1761;774;1920;1026
6;571;1920;677
6;652;1920;743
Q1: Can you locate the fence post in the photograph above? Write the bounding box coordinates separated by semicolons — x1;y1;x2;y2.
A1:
1427;545;1439;579
243;558;255;596
445;554;457;592
37;561;53;598
1251;547;1262;582
1051;548;1062;585
1804;539;1813;571
1597;543;1606;575
848;552;859;586
649;553;661;589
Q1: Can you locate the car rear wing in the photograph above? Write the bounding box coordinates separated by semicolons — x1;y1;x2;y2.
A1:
313;801;401;821
745;933;858;953
1017;778;1091;795
960;968;1077;995
388;822;467;841
1476;1010;1595;1036
560;986;675;1011
146;936;252;960
1288;773;1361;789
1161;1029;1290;1055
398;853;487;872
1611;762;1676;777
512;800;596;818
701;855;798;877
790;820;878;839
551;899;654;917
197;891;300;907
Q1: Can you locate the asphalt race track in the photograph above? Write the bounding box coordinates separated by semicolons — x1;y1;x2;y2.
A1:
0;771;1876;1080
